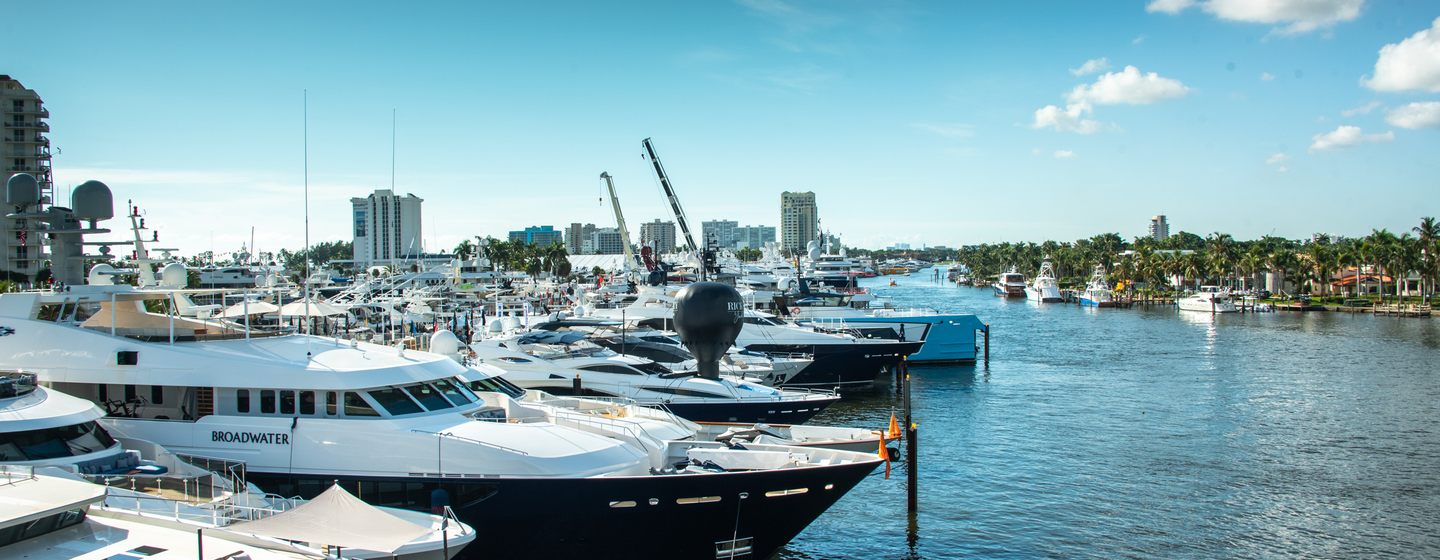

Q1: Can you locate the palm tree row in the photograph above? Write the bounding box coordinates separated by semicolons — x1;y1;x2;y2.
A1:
461;237;571;278
955;217;1440;304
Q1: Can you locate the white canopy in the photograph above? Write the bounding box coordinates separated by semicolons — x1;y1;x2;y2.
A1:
278;300;346;317
218;300;280;318
230;484;432;553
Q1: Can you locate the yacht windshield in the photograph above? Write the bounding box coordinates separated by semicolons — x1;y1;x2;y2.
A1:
467;375;526;399
0;421;117;461
366;387;423;416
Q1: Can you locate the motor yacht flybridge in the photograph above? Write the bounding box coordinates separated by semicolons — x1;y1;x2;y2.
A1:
0;175;882;559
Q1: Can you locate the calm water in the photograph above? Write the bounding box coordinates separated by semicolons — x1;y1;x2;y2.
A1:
783;269;1440;559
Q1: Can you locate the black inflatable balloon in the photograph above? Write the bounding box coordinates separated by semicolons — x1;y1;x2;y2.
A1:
673;282;744;379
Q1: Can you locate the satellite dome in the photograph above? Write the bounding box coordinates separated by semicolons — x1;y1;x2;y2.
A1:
673;282;744;379
88;263;118;286
160;262;187;288
5;173;39;206
429;329;463;361
71;181;114;222
806;240;820;251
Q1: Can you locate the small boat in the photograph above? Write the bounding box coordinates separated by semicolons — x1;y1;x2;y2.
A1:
1079;265;1116;308
992;269;1027;298
1179;286;1238;313
1025;261;1063;303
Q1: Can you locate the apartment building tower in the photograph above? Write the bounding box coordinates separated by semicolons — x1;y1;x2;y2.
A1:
780;191;818;253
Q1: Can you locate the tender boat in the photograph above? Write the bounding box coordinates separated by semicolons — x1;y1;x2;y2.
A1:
1025;261;1063;303
1179;286;1239;313
992;269;1027;298
1079;265;1116;308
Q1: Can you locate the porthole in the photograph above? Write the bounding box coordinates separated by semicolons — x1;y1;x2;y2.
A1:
676;496;722;505
608;500;637;508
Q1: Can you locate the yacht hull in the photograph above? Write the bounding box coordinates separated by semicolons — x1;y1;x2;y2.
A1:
248;459;879;560
742;342;922;391
662;397;834;424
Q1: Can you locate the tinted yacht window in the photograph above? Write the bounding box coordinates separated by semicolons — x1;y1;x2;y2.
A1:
402;383;453;411
0;421;117;461
368;387;423;416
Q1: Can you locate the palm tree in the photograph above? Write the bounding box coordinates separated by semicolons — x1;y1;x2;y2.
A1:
1413;217;1438;304
1368;229;1397;302
453;238;475;261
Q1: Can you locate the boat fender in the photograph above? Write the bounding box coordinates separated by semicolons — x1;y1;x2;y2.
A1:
790;306;801;315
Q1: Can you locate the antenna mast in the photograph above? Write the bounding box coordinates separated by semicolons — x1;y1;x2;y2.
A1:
302;90;311;333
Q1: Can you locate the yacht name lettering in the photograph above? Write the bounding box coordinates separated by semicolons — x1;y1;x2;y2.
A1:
212;430;290;445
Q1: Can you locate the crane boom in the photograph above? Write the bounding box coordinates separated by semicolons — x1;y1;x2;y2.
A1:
599;172;639;270
641;138;698;258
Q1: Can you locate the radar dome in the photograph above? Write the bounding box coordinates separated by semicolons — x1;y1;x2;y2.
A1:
160;262;188;288
430;329;463;361
5;173;39;206
806;240;820;251
71;181;114;222
673;282;744;380
88;263;118;286
807;247;821;261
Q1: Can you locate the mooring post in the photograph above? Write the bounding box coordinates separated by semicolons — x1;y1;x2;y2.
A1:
983;323;991;367
902;356;918;514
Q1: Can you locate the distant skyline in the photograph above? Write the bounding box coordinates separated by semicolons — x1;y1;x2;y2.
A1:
6;0;1438;256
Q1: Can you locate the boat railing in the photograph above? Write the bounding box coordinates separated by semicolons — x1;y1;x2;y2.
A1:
550;412;654;452
0;464;36;485
99;488;309;528
409;428;531;456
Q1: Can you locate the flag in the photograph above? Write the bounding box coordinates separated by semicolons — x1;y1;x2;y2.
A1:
878;432;891;479
887;412;901;441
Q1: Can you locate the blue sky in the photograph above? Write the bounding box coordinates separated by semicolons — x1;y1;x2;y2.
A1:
5;0;1438;255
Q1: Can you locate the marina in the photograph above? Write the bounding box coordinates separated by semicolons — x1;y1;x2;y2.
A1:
4;2;1440;557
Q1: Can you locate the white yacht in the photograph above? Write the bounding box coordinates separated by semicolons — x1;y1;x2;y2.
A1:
1025;261;1062;303
471;336;839;424
1178;286;1239;313
992;269;1027;298
0;177;884;560
0;373;472;559
1079;265;1116;308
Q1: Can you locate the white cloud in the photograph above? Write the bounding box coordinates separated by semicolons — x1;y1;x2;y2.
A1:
1385;101;1440;129
1364;17;1440;93
911;122;975;138
1309;125;1394;151
1067;65;1191;106
1070;57;1110;77
1132;35;1147;45
1146;0;1195;14
1053;150;1077;159
1032;103;1102;134
1260;72;1276;81
1265;152;1288;165
1340;101;1383;116
1148;0;1364;35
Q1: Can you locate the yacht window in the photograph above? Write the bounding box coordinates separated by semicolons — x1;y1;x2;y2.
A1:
648;387;728;398
579;364;644;375
299;391;316;415
150;386;164;405
124;385;137;402
343;392;379;417
402;383;453;411
0;421;117;461
236;390;250;413
431;378;476;404
367;387;423;416
98;384;108;402
260;390;276;414
466;376;526;399
279;391;295;415
325;391;337;416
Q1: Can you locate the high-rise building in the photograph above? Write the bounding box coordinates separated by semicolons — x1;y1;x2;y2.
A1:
590;228;624;254
780;191;818;253
508;225;563;247
734;225;776;249
566;222;597;254
351;189;424;266
1149;215;1170;241
701;220;738;249
1;75;52;280
639;219;677;253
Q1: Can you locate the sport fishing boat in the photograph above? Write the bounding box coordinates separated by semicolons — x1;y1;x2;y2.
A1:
1025;261;1062;303
1079;265;1116;308
992;269;1027;298
1178;286;1238;313
0;177;884;560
